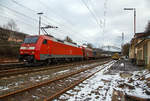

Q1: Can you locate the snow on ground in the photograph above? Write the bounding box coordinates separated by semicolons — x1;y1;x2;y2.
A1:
0;80;24;92
120;63;124;67
57;61;150;101
54;69;69;74
56;61;116;101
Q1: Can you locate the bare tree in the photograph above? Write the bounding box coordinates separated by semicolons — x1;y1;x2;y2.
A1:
82;43;93;49
2;19;20;42
3;19;19;31
122;43;130;56
64;36;73;43
87;43;93;49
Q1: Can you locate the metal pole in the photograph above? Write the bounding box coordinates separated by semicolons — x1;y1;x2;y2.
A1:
122;32;124;46
37;12;43;35
39;15;41;35
124;8;136;59
121;32;124;55
134;8;136;35
124;8;136;35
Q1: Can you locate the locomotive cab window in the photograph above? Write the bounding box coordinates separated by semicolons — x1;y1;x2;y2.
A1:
43;39;47;44
24;36;38;44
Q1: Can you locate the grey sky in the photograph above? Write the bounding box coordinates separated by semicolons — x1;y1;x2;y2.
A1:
0;0;149;49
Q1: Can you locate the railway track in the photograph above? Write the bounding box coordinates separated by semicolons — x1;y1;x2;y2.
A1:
0;60;115;101
0;58;110;70
0;63;75;78
0;61;20;65
45;61;115;101
0;62;25;70
0;59;110;78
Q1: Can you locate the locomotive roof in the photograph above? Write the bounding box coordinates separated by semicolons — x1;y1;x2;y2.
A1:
26;35;80;48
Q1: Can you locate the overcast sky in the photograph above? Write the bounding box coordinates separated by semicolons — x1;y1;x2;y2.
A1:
0;0;150;50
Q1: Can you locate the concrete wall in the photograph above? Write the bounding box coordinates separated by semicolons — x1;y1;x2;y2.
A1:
129;44;135;59
129;39;139;59
137;47;143;60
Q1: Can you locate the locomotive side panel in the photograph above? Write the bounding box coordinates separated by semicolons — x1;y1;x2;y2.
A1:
39;37;53;60
51;40;83;58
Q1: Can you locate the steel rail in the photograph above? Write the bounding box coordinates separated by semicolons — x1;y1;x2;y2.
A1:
0;61;110;100
0;59;110;78
44;61;113;101
0;63;76;78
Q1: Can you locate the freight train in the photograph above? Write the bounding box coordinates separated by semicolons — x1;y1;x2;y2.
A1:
111;53;120;60
19;35;96;64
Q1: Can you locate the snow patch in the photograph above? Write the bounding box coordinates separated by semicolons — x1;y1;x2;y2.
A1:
57;61;150;101
120;63;124;67
55;69;69;74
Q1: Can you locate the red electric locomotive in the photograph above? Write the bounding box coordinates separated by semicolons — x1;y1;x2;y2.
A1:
19;35;83;63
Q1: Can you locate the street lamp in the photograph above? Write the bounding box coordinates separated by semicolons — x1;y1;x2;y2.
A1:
37;12;43;35
124;8;136;35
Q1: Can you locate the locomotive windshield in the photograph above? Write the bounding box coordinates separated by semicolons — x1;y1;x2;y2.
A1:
24;36;38;44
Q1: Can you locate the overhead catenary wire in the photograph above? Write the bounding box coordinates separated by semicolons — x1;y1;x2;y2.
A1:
10;0;84;41
0;8;38;34
11;0;38;13
0;3;38;23
81;0;106;48
10;0;57;25
0;0;55;34
1;0;92;45
38;0;75;28
0;14;36;28
101;0;109;48
103;0;108;33
3;1;49;27
41;15;86;41
0;15;39;35
81;0;102;31
86;0;103;28
11;0;56;28
0;7;36;28
89;0;103;28
38;0;88;41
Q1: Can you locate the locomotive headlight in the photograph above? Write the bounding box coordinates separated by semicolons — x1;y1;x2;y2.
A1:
29;47;35;50
31;51;35;54
20;47;26;49
20;51;23;54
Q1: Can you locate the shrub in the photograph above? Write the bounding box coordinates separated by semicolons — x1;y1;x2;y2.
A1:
0;45;20;58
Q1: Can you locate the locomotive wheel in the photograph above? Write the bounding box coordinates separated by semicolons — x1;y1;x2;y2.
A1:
46;59;51;65
33;59;37;64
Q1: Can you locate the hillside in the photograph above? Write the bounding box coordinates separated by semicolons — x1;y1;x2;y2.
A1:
0;27;28;59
